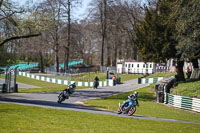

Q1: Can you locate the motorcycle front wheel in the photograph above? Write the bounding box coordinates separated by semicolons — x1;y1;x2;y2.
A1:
117;106;123;114
128;106;136;116
57;96;65;103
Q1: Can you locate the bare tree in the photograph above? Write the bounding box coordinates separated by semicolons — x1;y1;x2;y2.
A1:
0;0;41;48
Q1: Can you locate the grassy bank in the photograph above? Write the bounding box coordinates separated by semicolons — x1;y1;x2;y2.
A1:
145;72;176;78
0;103;199;133
171;80;200;98
84;84;200;123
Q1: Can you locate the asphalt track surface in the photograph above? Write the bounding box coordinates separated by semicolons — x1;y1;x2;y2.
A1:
0;79;199;125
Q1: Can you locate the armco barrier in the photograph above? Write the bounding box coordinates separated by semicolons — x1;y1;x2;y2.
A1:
166;93;200;113
138;77;164;84
18;72;113;87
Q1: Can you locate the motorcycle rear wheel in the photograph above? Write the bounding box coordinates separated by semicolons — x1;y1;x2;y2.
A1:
128;106;136;116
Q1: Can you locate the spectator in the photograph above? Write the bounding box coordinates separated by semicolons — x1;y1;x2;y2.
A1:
174;65;178;73
186;66;191;79
112;76;116;86
94;76;99;89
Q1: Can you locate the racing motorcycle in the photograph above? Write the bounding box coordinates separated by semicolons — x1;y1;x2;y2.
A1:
117;95;138;116
57;83;76;103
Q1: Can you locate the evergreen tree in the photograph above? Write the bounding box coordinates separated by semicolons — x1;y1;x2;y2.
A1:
134;0;186;81
174;0;200;68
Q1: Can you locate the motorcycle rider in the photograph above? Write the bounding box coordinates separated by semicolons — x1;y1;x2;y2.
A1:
63;82;76;98
123;92;139;108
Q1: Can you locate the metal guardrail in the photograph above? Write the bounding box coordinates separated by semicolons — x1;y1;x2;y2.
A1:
166;93;200;113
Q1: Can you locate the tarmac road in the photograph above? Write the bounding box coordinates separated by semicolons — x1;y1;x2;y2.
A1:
0;79;199;125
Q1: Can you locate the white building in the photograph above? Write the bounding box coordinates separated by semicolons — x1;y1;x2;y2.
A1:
117;61;156;74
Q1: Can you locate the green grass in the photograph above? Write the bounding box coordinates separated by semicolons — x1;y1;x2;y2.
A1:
0;75;90;93
71;72;107;82
119;74;143;82
0;103;199;133
46;72;142;82
171;80;200;98
84;84;200;123
146;72;176;78
43;72;107;82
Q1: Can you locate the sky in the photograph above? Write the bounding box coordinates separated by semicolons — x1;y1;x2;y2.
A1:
12;0;92;20
12;0;147;20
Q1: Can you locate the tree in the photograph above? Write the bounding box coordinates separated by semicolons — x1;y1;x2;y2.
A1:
0;0;41;48
99;0;107;67
0;0;42;66
174;0;200;68
134;0;186;81
35;0;67;72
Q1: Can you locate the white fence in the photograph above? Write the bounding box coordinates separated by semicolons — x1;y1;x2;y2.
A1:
166;93;200;113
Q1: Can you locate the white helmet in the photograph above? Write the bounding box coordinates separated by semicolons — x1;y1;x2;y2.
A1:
134;92;138;96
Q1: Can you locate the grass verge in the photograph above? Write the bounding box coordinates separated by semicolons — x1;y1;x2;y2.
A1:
41;72;142;82
84;84;200;123
145;72;176;78
0;103;199;133
119;74;143;82
0;75;90;93
171;79;200;98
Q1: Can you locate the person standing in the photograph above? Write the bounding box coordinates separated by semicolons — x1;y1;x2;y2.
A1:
112;76;116;86
186;66;191;79
94;76;99;89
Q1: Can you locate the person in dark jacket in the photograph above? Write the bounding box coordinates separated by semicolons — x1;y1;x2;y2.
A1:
94;76;99;89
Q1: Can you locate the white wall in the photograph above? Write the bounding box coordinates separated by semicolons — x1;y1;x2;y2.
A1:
117;63;123;73
123;62;155;74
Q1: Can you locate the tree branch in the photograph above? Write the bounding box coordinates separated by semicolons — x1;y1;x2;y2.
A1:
0;33;41;47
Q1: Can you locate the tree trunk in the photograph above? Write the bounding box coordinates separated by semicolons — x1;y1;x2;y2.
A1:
55;44;59;72
176;60;185;81
100;0;107;67
190;58;200;79
106;40;111;67
39;51;44;73
191;58;199;68
64;0;71;72
132;45;137;60
112;41;118;67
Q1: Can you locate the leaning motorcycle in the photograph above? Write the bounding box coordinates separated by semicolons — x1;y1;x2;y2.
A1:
57;83;76;103
117;97;138;116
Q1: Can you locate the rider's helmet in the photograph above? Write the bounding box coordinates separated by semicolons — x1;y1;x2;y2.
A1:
134;92;138;97
72;82;76;87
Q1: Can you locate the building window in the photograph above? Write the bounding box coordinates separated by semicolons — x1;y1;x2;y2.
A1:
128;64;131;68
143;64;145;68
150;64;152;68
126;64;127;67
137;64;139;68
132;64;134;68
146;64;148;68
